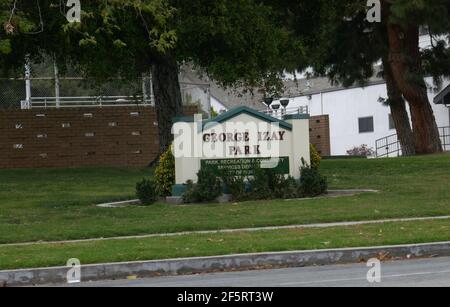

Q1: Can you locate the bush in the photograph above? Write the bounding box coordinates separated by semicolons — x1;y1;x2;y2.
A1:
183;167;223;203
184;159;328;203
136;178;158;205
181;180;198;203
347;144;375;157
274;176;300;199
222;175;248;201
247;165;272;200
155;146;175;196
310;144;322;170
298;159;328;198
222;164;302;201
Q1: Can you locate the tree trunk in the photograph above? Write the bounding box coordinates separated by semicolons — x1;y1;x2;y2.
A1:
151;53;184;155
386;22;442;154
382;58;415;156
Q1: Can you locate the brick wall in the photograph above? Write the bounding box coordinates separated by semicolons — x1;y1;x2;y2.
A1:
0;106;197;168
309;115;331;157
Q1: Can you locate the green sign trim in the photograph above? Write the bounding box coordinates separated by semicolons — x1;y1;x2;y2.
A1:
201;157;290;177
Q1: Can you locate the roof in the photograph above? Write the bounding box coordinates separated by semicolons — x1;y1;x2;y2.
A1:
180;66;386;110
434;84;450;105
180;68;265;110
174;106;294;131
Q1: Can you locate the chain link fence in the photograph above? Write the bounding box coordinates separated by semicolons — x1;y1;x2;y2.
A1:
1;75;209;111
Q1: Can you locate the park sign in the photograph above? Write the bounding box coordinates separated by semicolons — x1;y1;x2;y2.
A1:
171;106;310;196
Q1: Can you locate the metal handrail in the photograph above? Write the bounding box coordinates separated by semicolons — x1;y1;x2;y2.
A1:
260;106;309;119
376;126;450;158
22;96;153;109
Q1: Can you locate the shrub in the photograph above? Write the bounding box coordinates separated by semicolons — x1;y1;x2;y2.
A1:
298;159;328;198
247;165;272;200
136;178;158;205
310;144;322;170
347;144;375;157
183;167;222;203
223;164;302;201
184;160;328;203
181;180;198;204
222;175;248;201
155;146;175;196
274;176;300;199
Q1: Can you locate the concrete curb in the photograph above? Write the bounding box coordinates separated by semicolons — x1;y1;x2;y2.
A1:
1;241;450;287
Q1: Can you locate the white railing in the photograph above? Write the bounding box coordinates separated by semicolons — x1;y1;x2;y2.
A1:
376;126;450;158
259;106;309;119
21;96;153;109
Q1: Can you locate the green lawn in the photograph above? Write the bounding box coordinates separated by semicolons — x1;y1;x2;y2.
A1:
0;218;448;270
0;154;449;245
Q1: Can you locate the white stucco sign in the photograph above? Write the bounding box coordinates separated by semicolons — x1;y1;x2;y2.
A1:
171;106;310;196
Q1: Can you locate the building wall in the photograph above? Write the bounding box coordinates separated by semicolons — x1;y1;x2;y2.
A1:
289;78;450;156
181;87;227;115
309;115;331;157
0;106;197;169
211;96;228;114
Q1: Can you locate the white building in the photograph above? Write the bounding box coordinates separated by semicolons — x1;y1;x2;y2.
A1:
180;34;450;157
282;77;450;156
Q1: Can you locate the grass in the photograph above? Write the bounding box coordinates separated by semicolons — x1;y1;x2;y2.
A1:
0;154;449;244
0;218;449;270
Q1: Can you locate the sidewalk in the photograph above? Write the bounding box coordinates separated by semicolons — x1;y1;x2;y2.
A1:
2;215;450;248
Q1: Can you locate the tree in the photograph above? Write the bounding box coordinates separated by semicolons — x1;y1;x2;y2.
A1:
381;56;416;156
0;0;301;157
269;0;448;155
383;0;447;154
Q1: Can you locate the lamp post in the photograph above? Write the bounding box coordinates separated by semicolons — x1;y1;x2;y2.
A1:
263;97;274;114
280;98;290;116
271;103;281;118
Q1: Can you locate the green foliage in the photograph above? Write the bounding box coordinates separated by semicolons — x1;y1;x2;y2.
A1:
173;0;305;95
246;165;273;200
181;180;198;204
310;144;322;170
298;159;328;198
154;146;175;197
220;161;326;202
136;178;158;205
210;107;219;119
183;168;222;203
221;175;248;201
0;39;11;54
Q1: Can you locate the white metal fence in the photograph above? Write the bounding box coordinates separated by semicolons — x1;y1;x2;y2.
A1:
20;96;153;109
259;106;309;119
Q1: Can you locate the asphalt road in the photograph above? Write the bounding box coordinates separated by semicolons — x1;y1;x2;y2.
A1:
59;256;450;287
58;257;450;287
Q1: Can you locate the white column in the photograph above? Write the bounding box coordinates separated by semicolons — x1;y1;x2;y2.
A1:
149;72;155;106
54;60;61;108
142;73;148;104
24;57;31;109
285;115;311;179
